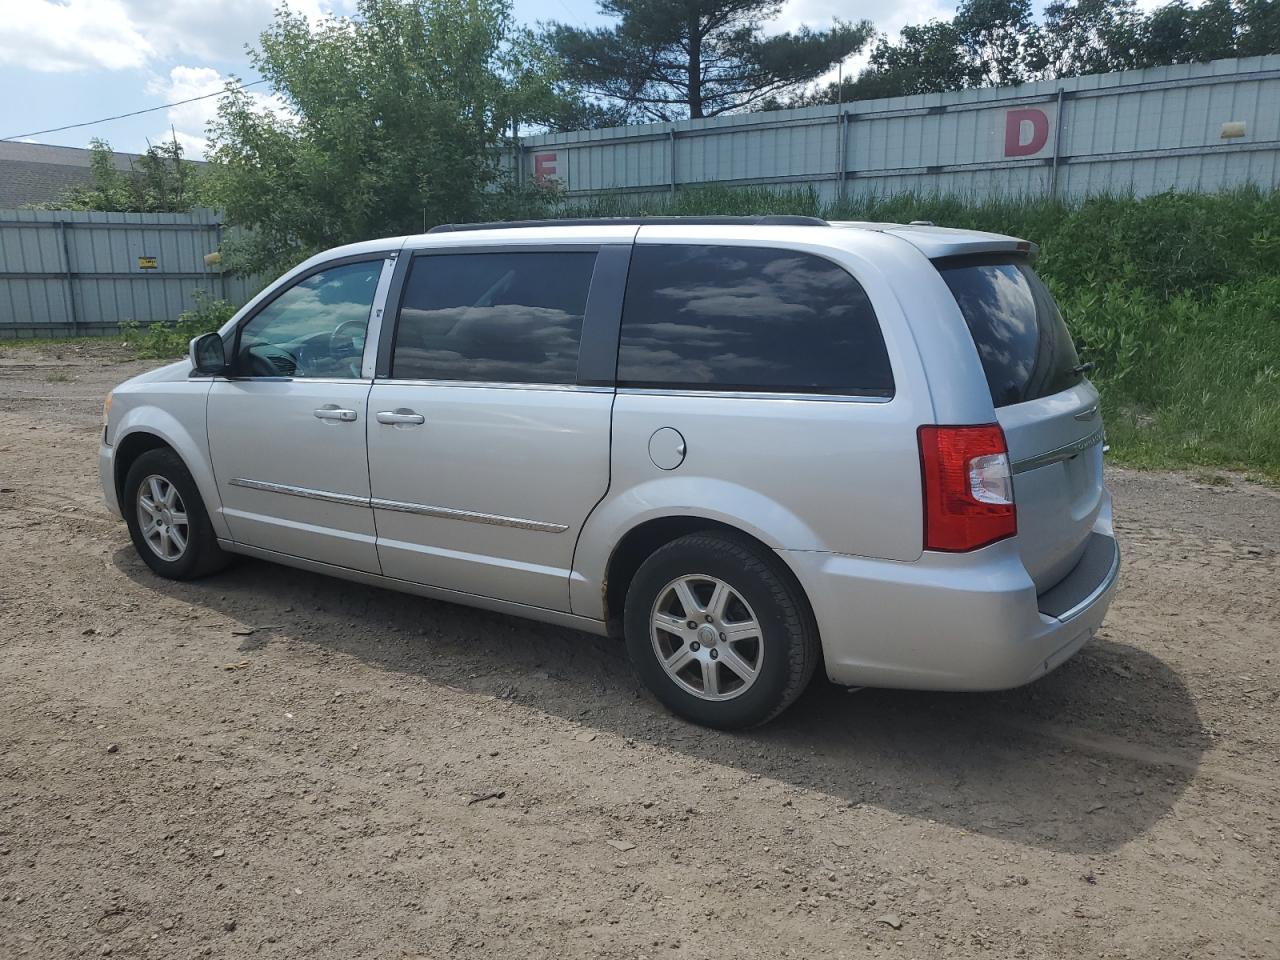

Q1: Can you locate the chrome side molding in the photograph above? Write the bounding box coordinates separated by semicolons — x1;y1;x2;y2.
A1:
228;477;371;507
370;497;569;533
228;478;567;533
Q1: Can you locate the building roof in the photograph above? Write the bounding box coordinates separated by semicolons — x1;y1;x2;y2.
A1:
0;141;207;209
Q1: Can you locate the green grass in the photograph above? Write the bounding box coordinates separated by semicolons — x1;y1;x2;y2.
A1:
558;186;1280;481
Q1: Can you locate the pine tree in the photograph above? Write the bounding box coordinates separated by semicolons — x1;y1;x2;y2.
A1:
544;0;872;121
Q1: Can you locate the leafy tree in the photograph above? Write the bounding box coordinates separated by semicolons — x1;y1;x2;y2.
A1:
34;137;204;213
775;0;1280;110
780;22;977;106
544;0;874;121
1236;0;1280;55
527;90;634;132
1136;0;1241;65
207;0;567;276
1040;0;1141;77
858;22;979;97
954;0;1046;86
772;0;1047;108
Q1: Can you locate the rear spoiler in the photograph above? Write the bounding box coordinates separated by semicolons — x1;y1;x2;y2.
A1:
830;221;1038;260
883;227;1038;261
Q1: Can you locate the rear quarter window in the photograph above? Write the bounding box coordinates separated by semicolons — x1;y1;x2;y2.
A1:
617;244;894;396
935;255;1083;408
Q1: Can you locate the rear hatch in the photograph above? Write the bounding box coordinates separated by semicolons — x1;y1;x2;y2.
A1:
935;254;1105;592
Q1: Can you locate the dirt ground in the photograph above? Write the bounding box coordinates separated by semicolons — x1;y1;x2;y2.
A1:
1;342;1277;960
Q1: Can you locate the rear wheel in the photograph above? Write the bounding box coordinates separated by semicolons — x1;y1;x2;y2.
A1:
623;532;820;728
123;448;230;580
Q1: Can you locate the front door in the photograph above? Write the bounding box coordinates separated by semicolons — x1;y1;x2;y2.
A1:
207;257;391;573
366;248;612;611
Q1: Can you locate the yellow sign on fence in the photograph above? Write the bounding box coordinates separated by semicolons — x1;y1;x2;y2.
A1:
137;256;157;270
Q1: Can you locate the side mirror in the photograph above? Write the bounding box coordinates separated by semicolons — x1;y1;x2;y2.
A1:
189;333;227;376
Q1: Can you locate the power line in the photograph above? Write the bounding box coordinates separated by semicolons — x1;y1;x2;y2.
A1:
553;0;586;25
0;79;270;143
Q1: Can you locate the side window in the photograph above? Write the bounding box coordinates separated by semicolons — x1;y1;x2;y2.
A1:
617;244;894;396
236;260;383;379
390;251;596;384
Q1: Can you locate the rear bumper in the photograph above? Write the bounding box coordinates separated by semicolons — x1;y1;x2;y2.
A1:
785;520;1119;692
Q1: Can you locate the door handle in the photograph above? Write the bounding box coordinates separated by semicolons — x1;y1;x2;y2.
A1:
314;407;358;422
376;410;425;425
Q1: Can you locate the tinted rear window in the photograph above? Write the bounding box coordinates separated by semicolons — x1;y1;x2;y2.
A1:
617;244;894;396
391;251;595;384
936;256;1083;407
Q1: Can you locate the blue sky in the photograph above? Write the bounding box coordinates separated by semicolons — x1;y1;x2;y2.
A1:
0;0;955;157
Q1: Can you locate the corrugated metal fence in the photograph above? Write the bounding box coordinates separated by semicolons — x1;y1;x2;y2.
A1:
518;54;1280;201
0;207;257;339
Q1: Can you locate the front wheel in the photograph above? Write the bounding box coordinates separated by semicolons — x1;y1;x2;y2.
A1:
123;448;230;580
623;532;820;729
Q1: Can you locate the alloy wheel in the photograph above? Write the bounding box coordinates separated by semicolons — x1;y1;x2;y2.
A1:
650;574;763;701
136;475;189;562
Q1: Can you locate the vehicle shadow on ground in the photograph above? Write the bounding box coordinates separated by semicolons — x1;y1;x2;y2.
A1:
115;548;1206;856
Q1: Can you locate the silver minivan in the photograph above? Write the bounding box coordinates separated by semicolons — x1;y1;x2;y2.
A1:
99;216;1119;728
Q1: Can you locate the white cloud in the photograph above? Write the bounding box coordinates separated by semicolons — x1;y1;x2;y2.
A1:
0;1;154;72
770;0;957;87
148;65;290;159
128;0;351;63
773;0;954;36
0;0;355;74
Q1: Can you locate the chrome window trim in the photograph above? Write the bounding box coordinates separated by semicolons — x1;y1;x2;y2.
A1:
375;379;613;394
227;478;568;533
1011;426;1106;475
616;386;893;404
1056;539;1121;623
370;498;569;533
228;478;371;507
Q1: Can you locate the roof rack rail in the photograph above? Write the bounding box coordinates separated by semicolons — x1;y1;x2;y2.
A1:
427;215;828;234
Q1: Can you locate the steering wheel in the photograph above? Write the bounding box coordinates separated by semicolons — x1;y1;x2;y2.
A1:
330;319;367;359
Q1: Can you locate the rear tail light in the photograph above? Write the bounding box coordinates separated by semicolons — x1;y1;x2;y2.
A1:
918;424;1016;552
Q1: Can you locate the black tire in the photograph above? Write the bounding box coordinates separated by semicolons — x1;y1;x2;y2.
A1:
122;447;230;580
623;531;820;729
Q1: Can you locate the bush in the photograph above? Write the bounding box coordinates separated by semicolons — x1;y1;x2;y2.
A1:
123;292;237;360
